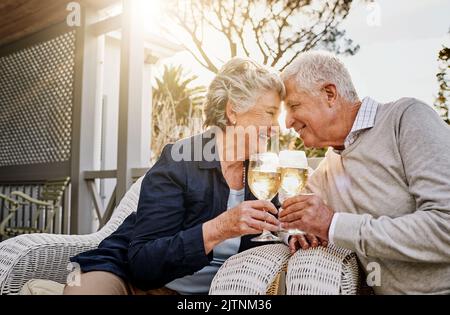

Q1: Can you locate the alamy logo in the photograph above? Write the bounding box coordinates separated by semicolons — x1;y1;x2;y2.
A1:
366;262;381;287
67;2;81;27
170;126;279;162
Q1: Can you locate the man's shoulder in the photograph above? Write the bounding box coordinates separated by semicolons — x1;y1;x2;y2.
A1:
378;97;431;116
375;97;434;127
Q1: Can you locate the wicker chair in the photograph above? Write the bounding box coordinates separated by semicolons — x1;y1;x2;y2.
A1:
209;244;361;295
0;177;142;295
285;245;360;295
209;244;292;295
0;176;362;295
0;177;70;239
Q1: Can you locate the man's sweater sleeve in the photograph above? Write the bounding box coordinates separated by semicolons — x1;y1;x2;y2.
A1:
333;101;450;263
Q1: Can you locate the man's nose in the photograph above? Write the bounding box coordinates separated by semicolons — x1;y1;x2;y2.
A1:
285;112;294;129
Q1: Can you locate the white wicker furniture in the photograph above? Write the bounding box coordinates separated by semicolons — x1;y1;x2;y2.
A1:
209;244;291;295
0;177;143;295
209;243;360;295
286;244;360;295
0;177;71;239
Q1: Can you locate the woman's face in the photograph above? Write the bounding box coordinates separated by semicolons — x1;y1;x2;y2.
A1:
232;89;282;159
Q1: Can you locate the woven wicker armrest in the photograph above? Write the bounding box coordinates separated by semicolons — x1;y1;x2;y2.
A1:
209;244;291;295
286;244;360;295
0;233;106;295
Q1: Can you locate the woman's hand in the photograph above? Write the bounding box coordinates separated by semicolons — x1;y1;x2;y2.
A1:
288;234;329;254
221;200;280;238
203;200;280;254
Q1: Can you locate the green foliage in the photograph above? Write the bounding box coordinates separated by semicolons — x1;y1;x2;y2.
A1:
279;131;328;158
435;45;450;125
153;65;206;124
151;65;206;160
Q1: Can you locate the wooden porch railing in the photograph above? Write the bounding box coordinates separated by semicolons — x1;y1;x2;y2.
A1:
0;181;71;236
84;168;149;230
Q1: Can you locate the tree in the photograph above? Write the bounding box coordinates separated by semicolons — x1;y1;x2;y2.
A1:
280;130;328;157
166;0;360;73
435;44;450;125
153;65;206;124
161;0;364;158
152;65;206;160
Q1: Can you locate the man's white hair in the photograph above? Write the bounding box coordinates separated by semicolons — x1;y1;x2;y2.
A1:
281;51;359;103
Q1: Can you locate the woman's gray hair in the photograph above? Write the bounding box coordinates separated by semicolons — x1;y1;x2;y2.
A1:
281;51;359;103
204;57;286;129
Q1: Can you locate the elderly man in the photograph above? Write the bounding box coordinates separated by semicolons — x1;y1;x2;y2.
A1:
278;51;450;295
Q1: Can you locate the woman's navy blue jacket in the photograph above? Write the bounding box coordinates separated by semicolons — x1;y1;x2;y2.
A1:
71;132;279;291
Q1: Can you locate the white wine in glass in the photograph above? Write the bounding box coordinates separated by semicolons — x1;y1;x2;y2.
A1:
278;150;311;235
248;152;282;242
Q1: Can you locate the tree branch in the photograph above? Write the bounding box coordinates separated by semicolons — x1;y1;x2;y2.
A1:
276;0;344;69
231;1;251;57
212;0;237;57
173;10;219;73
271;1;300;66
167;0;357;74
250;17;269;64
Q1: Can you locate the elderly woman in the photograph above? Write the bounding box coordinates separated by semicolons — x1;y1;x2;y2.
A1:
64;58;285;295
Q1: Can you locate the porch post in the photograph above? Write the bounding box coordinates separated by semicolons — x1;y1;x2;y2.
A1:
116;0;146;201
71;5;100;234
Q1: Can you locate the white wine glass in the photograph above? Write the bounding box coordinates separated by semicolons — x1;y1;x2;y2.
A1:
248;152;282;242
278;150;312;236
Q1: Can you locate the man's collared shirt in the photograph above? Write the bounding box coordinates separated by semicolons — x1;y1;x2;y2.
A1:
329;97;380;243
334;97;379;154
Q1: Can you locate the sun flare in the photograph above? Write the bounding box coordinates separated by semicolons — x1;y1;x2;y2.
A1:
137;0;163;34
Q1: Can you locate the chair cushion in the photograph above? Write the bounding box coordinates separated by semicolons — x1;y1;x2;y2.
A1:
19;279;65;295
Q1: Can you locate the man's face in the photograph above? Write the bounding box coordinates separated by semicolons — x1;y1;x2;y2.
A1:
284;79;335;148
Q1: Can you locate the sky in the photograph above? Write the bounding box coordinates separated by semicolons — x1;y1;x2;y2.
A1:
339;0;450;104
158;0;450;108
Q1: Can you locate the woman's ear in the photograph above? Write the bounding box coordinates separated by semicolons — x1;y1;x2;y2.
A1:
323;83;337;107
225;101;237;125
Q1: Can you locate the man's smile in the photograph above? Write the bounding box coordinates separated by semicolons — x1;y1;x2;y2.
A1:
295;123;307;135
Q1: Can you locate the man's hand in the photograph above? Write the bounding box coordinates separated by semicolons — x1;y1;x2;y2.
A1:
279;194;334;241
288;234;329;254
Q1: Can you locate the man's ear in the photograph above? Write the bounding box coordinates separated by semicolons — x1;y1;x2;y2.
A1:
225;101;237;125
323;83;337;107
